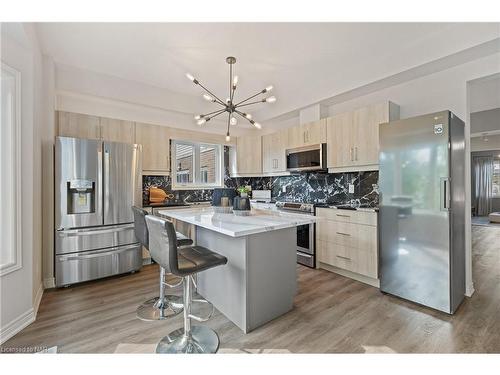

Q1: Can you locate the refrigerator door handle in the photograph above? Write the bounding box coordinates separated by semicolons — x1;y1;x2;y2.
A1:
104;148;110;220
440;177;450;211
97;147;103;220
56;224;134;237
57;244;139;261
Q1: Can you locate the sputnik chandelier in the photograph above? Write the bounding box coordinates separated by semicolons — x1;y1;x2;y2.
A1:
186;56;276;141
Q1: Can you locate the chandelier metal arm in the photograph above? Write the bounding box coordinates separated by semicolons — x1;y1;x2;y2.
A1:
234;110;254;124
225;111;231;139
200;108;228;118
235;99;265;108
208;109;227;120
234;90;264;107
197;81;227;106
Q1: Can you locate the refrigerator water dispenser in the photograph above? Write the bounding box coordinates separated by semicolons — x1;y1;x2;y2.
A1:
67;179;95;214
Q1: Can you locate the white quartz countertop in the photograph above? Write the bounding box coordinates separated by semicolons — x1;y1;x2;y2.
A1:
157;207;316;237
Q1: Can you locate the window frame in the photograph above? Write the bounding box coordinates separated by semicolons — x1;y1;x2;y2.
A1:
493;158;500;198
0;62;23;276
171;139;223;190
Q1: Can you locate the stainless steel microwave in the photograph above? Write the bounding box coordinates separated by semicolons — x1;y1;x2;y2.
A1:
286;143;327;172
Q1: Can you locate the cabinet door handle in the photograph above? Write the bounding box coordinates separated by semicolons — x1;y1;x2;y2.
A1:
350;147;353;161
336;214;351;218
336;232;351;236
336;255;351;260
355;147;358;161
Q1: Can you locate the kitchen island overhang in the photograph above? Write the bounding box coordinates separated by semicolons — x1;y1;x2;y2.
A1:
157;208;316;333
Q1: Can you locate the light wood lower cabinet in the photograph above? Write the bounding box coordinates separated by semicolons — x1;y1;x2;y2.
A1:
316;207;378;280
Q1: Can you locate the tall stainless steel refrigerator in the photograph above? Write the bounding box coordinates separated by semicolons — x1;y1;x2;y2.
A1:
378;111;465;314
55;136;143;287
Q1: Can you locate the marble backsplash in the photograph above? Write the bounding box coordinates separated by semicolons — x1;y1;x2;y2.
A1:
143;170;379;207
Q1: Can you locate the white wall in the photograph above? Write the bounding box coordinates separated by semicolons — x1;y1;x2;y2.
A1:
471;135;500;151
470;108;500;134
0;24;43;344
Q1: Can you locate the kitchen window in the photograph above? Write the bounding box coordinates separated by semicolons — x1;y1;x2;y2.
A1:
171;140;223;189
493;158;500;197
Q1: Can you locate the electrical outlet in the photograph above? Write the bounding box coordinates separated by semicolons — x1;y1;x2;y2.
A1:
282;186;287;193
348;184;355;194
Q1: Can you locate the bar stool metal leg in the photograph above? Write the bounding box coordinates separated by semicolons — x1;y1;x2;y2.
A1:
136;267;183;321
156;276;219;354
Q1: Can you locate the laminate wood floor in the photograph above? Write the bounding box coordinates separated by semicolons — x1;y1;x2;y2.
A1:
3;226;500;353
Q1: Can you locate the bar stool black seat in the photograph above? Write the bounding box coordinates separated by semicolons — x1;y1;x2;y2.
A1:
146;215;227;354
132;206;193;321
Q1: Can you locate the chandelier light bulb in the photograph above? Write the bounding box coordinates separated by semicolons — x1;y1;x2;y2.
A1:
265;96;277;103
265;85;273;93
197;118;206;126
226;97;231;104
254;122;262;129
203;93;214;102
194;114;202;120
226;133;231;142
230;116;238;126
233;75;239;87
186;73;195;82
245;113;252;120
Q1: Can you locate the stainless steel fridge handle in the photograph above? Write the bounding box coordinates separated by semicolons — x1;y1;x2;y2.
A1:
97;148;103;218
57;224;134;237
440;177;450;211
104;149;110;218
57;244;139;261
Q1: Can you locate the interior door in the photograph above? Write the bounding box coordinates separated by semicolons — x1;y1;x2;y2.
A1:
104;142;142;225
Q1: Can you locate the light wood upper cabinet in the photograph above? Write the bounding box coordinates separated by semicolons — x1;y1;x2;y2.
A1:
234;135;262;175
57;111;101;140
135;122;171;174
326;101;399;172
262;129;287;173
100;118;135;143
287;119;327;149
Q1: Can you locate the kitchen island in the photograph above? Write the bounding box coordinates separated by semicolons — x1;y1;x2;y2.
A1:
157;207;316;333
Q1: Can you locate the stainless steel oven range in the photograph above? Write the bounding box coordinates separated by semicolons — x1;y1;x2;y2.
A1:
275;202;315;268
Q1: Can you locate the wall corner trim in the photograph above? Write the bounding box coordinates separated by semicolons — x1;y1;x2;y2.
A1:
465;282;475;298
34;284;44;317
43;277;55;289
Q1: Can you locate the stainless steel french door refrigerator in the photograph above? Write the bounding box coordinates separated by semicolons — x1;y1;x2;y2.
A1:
378;111;465;314
55;137;143;286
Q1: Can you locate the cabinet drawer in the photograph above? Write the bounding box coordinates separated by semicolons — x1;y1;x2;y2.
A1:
317;240;378;279
317;220;377;249
316;207;377;226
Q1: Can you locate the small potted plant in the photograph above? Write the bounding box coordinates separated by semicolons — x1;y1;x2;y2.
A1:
237;186;251;198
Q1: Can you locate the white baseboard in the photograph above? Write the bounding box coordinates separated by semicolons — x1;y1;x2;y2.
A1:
0;308;35;345
465;282;475;297
34;284;44;317
43;277;55;289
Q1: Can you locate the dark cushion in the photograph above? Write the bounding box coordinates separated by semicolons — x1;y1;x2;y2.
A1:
176;232;193;247
177;246;228;276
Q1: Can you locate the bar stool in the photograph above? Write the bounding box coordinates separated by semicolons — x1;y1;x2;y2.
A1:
132;206;193;321
146;215;227;354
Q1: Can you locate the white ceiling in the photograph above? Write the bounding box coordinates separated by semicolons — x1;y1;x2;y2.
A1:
36;23;500;122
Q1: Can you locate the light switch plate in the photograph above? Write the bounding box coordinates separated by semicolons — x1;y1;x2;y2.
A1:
348;184;355;194
282;186;287;193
